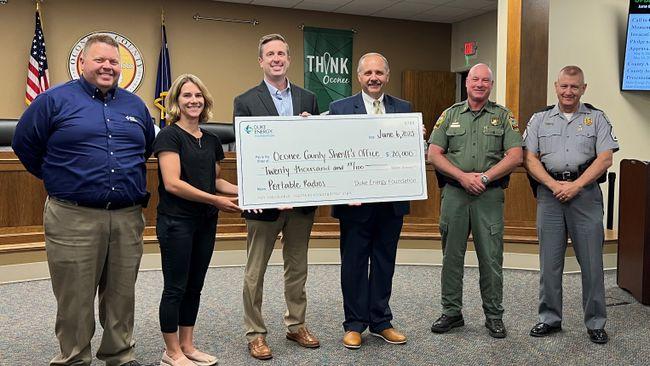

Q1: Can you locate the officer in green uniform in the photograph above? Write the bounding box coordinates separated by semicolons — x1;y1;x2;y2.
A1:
427;63;523;338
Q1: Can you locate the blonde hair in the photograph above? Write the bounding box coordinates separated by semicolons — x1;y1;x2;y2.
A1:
165;74;214;124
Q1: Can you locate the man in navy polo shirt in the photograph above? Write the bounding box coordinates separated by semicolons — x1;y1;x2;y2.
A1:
13;34;154;366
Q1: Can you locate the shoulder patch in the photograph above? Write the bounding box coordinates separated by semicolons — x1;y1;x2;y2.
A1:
601;111;618;142
584;103;602;112
507;112;518;130
601;112;612;126
491;102;509;112
434;110;447;129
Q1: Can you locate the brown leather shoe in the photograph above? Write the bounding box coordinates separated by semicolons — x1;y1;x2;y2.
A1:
370;328;407;344
286;327;320;348
342;331;362;349
248;336;272;360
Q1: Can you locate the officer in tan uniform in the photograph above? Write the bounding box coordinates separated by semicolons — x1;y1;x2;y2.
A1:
427;63;523;338
524;65;618;344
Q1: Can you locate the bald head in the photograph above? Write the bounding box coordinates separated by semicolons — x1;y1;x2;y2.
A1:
465;63;494;107
357;52;389;74
557;65;585;85
468;63;493;82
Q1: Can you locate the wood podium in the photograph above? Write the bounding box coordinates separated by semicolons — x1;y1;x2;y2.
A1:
617;159;650;305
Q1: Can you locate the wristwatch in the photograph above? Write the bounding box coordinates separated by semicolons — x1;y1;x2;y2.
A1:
480;174;490;185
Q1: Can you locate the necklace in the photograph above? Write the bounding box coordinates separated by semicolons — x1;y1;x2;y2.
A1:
175;122;202;147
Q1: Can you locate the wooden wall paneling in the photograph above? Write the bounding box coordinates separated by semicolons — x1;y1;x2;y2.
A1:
0;155;548;254
0;163;47;228
519;0;549;128
402;70;456;141
504;169;537;225
143;162;160;226
408;166;441;222
506;0;522;122
617;159;650;304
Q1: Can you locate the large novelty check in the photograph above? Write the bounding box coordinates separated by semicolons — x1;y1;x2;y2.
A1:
234;113;427;209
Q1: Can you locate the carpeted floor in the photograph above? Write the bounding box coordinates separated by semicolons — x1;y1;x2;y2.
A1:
0;265;648;365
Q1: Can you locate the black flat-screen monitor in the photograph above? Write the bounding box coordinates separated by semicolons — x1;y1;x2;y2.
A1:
622;0;650;91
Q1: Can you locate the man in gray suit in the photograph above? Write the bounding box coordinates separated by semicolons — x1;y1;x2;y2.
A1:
233;33;320;361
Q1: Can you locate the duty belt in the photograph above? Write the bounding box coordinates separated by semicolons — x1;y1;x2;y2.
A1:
437;173;510;189
548;171;580;181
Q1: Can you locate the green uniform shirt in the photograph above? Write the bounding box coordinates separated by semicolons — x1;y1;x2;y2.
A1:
429;100;523;173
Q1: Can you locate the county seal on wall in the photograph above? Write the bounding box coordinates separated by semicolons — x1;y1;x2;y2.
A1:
68;31;144;92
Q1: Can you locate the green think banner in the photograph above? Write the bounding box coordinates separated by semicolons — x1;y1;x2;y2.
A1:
303;26;353;112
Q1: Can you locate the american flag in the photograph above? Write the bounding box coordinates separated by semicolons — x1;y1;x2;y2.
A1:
25;9;50;105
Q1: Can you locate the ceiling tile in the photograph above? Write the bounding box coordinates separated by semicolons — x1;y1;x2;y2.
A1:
214;0;254;4
441;0;497;10
373;1;438;18
296;0;351;12
409;12;455;23
251;0;302;8
403;0;449;5
426;5;476;18
334;0;399;16
212;0;488;23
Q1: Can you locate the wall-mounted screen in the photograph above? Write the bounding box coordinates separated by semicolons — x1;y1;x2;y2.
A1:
622;0;650;91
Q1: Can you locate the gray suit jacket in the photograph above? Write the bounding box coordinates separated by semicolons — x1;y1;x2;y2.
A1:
234;81;319;118
233;81;319;221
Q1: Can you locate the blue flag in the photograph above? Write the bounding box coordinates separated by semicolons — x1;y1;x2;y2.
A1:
154;21;171;127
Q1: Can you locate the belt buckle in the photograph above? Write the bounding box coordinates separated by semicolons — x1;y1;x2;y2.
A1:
561;171;573;181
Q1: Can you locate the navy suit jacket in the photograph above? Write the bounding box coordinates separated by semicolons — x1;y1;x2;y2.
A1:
328;93;411;222
233;81;319;221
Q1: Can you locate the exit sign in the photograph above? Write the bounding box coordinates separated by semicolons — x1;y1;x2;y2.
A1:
464;42;477;56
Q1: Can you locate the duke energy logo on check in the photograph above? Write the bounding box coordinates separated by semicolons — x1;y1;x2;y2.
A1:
244;124;274;137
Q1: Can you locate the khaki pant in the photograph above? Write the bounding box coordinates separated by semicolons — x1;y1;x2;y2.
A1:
44;198;144;366
243;210;315;341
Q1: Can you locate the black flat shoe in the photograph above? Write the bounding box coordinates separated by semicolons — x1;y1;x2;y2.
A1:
485;319;507;338
529;322;562;337
431;314;464;333
588;329;608;344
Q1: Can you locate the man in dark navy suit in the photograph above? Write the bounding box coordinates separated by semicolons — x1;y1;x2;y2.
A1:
328;53;411;349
